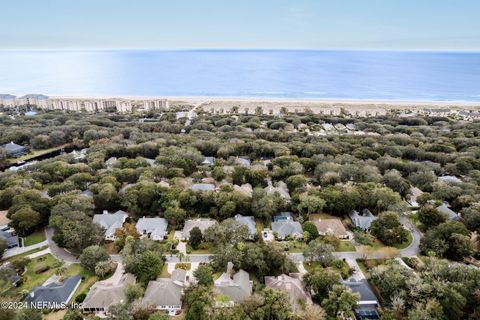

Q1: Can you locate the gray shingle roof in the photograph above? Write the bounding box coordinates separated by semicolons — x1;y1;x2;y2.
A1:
349;209;377;231
136;217;168;238
25;275;81;306
182;219;217;238
191;183;215;192
271;220;303;239
93;211;128;238
234;215;256;237
2;142;28;155
214;265;252;303
341;279;378;304
82;273;135;311
265;274;312;307
0;229;19;248
436;203;460;220
142;269;186;308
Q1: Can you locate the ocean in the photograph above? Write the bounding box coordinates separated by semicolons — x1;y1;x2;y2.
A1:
0;50;479;101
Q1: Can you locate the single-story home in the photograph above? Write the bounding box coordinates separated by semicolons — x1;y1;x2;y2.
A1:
1;142;29;157
82;273;136;315
201;157;215;166
142;269;187;316
191;183;216;192
313;219;349;239
341;279;379;320
92;210;128;241
235;157;251;168
214;262;252;306
272;212;303;240
436;203;460;221
0;228;19;248
438;175;462;184
182;218;217;240
349;209;377;232
25;275;81;309
0;263;21;287
265;180;291;200
407;186;423;207
234;214;257;239
136;217;168;241
265;273;312;310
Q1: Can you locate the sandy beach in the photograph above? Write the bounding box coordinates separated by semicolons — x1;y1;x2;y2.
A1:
46;95;479;116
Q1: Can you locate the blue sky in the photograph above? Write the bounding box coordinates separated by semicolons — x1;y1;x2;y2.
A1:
1;0;479;50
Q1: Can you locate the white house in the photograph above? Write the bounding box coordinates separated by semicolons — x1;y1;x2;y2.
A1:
136;217;168;241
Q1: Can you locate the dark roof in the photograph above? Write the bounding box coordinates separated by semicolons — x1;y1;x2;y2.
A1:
2;142;28;153
0;230;19;248
25;275;81;305
341;279;378;303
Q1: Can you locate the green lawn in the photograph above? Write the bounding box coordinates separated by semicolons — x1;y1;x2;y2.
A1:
9;145;66;163
2;246;49;261
393;232;413;250
17;254;60;292
336;241;356;252
189;243;215;254
23;229;46;246
277;240;306;253
63;264;96;301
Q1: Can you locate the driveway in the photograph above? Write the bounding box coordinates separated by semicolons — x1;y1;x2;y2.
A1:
45;228;79;264
399;216;422;257
2;240;48;259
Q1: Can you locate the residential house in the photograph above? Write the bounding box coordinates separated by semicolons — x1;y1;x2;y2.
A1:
265;274;312;310
1;142;29;157
201;156;215;166
191;183;216;192
234;214;257;239
182;218;217;240
271;212;303;240
313;219;349;239
233;183;253;197
235;157;251;168
136;217;168;241
407;186;423;207
142;269;187;316
264;180;291;201
436;203;460;221
322;123;335;131
214;262;252;306
438;175;462;184
342;279;379;320
334;123;347;131
349;209;377;232
105;157;118;169
0;228;19;248
0;263;21;287
25;276;81;309
82;272;136;315
93;210;128;241
346;123;356;130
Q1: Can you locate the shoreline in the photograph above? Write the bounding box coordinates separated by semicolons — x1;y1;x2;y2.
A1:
45;95;480;107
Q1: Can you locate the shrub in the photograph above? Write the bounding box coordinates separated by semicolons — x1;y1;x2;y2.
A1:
75;293;86;303
33;264;50;274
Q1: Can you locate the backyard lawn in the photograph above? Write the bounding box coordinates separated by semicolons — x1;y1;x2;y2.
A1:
23;229;46;246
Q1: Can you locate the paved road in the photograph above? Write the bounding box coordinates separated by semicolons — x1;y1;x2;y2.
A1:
45;228;79;264
2;240;48;259
165;254;212;263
